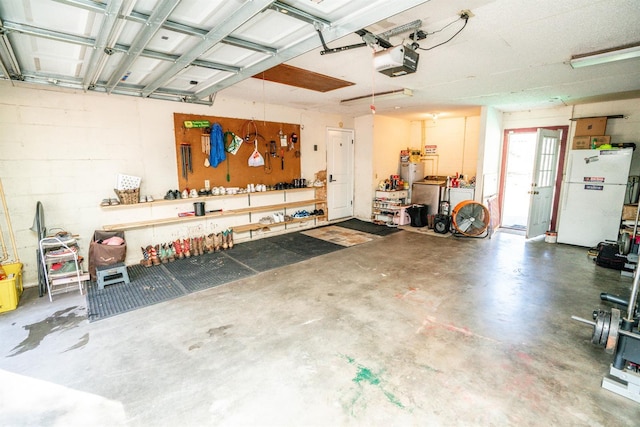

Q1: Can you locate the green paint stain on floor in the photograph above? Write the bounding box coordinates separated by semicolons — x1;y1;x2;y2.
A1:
354;366;381;386
383;390;405;409
340;354;407;411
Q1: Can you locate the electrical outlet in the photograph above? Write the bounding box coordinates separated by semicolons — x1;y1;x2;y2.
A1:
204;180;210;190
459;9;474;19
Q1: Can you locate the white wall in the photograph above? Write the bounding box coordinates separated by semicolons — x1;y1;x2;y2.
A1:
502;106;574;130
418;116;480;179
476;107;503;202
0;82;348;287
353;115;411;220
353;115;374;220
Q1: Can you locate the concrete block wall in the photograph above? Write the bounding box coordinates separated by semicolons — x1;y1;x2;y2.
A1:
0;82;348;287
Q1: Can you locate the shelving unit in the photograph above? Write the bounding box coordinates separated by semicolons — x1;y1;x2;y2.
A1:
101;187;327;237
39;235;87;301
372;190;408;225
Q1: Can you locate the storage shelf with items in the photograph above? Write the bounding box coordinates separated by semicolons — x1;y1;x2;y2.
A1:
101;187;327;239
372;190;408;226
39;233;87;301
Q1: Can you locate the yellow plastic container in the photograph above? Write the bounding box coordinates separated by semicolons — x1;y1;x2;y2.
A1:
0;262;23;313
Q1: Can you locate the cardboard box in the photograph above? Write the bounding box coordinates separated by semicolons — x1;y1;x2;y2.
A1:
574;117;607;136
572;135;611;149
0;262;23;313
623;204;639;221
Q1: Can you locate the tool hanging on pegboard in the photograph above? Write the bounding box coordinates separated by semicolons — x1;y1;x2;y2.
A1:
180;143;192;179
201;126;211;167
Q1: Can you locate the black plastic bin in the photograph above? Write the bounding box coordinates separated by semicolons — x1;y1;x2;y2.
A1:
407;204;428;227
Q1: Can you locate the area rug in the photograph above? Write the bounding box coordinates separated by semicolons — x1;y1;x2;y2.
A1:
301;225;381;247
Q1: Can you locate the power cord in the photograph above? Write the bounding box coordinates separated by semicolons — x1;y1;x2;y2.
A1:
411;14;470;51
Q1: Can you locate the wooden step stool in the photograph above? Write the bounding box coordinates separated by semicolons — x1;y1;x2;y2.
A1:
96;262;130;290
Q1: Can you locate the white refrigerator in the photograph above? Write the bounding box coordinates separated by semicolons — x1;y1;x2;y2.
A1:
557;148;633;247
400;162;424;203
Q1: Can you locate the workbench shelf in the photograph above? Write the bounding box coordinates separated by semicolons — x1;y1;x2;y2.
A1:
101;188;326;234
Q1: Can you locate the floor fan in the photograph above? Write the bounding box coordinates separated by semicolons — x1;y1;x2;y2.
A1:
451;200;490;237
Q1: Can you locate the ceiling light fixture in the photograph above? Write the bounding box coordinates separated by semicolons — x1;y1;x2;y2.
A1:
570;42;640;68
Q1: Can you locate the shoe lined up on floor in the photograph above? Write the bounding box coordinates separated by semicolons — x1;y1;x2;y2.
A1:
139;229;234;267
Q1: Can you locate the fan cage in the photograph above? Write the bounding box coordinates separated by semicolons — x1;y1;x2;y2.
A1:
451;200;490;236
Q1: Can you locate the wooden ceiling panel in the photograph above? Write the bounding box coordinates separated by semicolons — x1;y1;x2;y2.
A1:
253;64;354;92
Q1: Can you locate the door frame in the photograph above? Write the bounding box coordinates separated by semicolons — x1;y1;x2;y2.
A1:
498;125;568;232
326;127;355;220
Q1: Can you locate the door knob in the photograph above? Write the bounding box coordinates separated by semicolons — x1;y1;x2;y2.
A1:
329;174;336;182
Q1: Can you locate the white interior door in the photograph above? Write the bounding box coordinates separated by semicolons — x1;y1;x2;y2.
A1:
326;128;354;220
526;128;561;238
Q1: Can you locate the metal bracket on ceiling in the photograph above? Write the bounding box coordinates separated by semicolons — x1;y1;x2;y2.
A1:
318;28;392;55
269;1;330;28
318;20;422;56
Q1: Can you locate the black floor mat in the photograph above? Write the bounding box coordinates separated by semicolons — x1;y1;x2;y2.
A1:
224;238;307;272
267;232;345;257
86;231;347;322
163;252;255;293
87;264;185;322
333;218;401;236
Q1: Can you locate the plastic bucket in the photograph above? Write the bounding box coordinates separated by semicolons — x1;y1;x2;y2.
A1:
194;202;205;216
545;231;557;243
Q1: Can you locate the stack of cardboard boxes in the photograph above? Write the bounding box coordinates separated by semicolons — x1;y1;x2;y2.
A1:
571;116;611;149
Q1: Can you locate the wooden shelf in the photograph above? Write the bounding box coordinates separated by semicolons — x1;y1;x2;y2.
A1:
100;188;317;209
233;216;324;234
103;199;325;231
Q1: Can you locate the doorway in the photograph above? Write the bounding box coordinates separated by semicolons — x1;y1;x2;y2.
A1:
501;132;536;229
326;128;354;220
499;126;568;235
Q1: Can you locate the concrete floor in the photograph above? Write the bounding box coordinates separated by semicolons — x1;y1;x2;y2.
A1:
1;229;638;426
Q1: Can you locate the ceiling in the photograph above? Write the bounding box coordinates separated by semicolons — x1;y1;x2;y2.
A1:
1;0;639;121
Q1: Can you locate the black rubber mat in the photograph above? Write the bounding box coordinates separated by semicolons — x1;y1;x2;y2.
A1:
333;218;401;236
225;238;308;272
87;264;185;322
267;232;345;257
86;226;362;322
162;251;254;293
